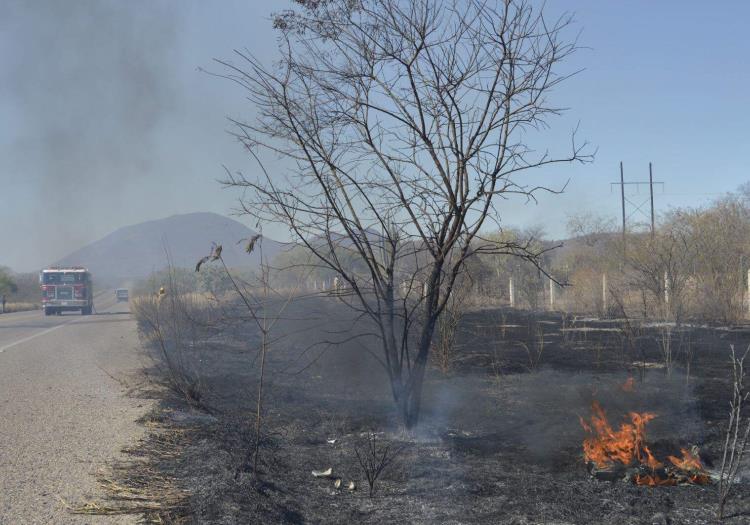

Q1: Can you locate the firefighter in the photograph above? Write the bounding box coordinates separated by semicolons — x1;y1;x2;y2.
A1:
158;286;166;299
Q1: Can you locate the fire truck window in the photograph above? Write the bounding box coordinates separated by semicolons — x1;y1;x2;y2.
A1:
43;272;87;283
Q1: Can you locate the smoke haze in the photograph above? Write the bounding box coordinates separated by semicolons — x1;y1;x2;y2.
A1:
0;1;184;268
2;1;748;272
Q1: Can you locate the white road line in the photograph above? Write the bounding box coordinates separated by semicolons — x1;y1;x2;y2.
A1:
0;313;97;353
0;321;71;353
0;291;124;354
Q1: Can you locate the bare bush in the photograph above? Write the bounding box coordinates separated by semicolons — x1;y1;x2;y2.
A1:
132;263;215;411
354;431;403;498
717;345;750;520
658;326;673;376
680;331;695;384
517;317;546;372
609;291;646;375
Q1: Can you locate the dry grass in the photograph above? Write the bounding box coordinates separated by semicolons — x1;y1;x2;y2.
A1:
60;422;192;524
2;302;39;313
131;293;214;313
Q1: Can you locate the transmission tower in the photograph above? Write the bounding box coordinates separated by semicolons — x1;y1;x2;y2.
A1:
611;162;664;256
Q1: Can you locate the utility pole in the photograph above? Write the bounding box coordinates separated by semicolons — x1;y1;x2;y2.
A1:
649;162;655;238
549;277;555;309
620;162;626;257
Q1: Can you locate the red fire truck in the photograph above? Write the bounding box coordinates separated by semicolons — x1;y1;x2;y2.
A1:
40;266;94;316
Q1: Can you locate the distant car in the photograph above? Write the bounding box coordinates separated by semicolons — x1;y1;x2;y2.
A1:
115;288;129;302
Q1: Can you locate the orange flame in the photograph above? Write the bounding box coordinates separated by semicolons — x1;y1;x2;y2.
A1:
579;401;656;468
634;473;678;486
667;448;712;484
667;448;702;471
580;402;710;486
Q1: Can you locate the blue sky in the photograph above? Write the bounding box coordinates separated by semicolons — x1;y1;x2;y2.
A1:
1;1;748;271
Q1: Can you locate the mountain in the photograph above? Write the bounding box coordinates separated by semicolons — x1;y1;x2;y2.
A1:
54;212;282;285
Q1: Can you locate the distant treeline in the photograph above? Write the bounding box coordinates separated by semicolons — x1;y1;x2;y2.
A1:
266;185;750;323
0;268;39;304
133;265;252;298
131;185;750;324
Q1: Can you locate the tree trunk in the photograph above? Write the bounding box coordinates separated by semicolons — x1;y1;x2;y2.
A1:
382;294;405;407
386;329;436;430
402;313;438;429
404;362;427;429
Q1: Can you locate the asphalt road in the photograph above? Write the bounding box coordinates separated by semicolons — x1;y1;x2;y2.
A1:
0;294;150;524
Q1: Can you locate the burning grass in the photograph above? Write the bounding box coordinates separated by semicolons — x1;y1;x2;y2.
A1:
579;400;711;486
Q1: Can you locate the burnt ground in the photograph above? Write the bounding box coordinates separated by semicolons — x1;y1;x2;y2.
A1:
122;298;750;524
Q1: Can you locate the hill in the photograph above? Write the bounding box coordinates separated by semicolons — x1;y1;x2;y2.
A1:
54;212;282;285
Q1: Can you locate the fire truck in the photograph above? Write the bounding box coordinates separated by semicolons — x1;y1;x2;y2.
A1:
40;266;94;316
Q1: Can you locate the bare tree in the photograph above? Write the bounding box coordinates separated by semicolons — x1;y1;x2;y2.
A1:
682;199;750;323
717;345;750;520
565;212;617;247
626;221;694;322
197;238;299;473
0;267;18;297
217;0;590;427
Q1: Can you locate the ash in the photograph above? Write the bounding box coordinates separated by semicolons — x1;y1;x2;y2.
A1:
130;299;750;524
